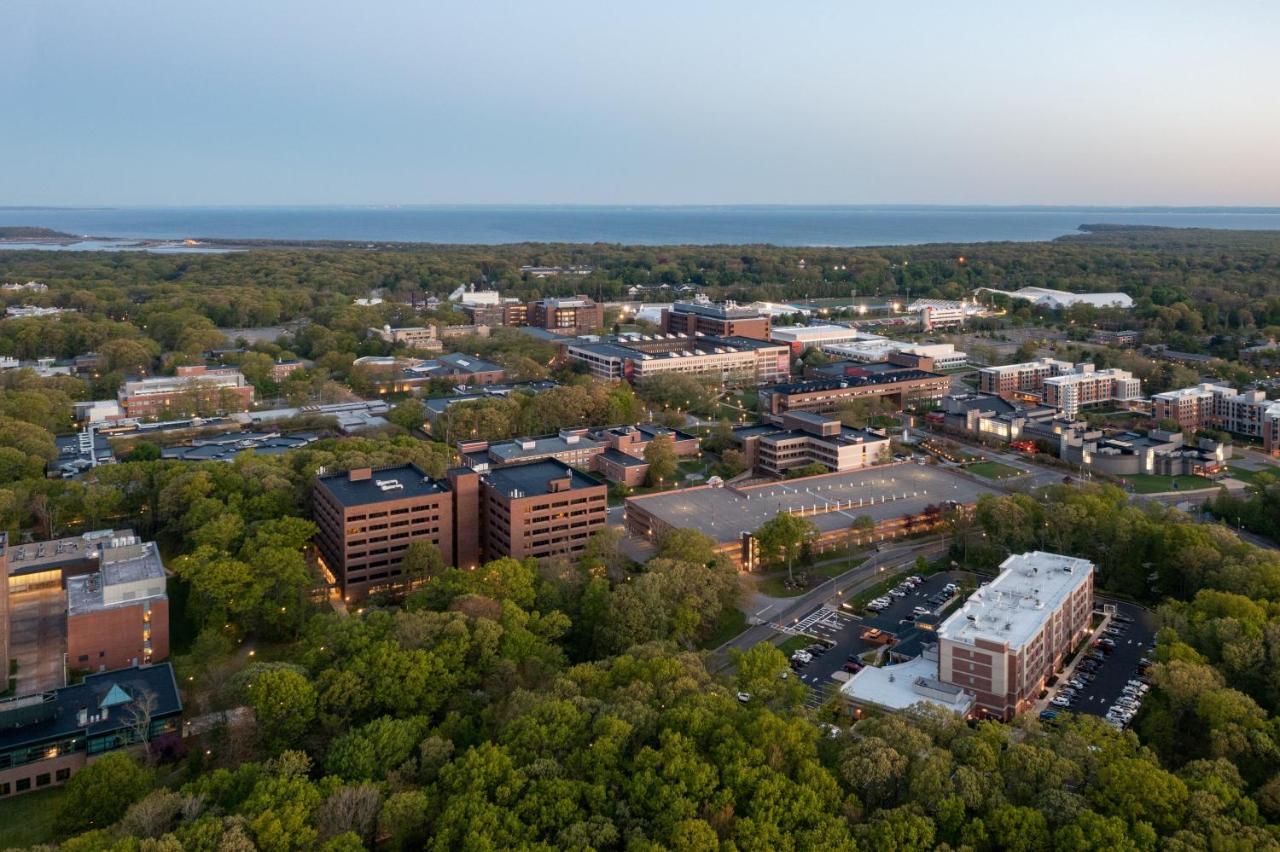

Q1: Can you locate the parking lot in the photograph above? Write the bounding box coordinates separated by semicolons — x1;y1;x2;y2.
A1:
780;571;968;708
1041;601;1156;725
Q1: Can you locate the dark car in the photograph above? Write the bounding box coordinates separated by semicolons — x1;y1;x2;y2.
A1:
843;662;863;673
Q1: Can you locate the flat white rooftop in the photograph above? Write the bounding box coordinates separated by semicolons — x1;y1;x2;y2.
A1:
839;655;975;715
937;551;1093;651
769;324;865;342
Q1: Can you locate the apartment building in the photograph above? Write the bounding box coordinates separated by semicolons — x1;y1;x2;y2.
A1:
117;366;255;420
758;366;949;416
661;301;772;341
1042;366;1141;417
978;358;1073;397
732;412;890;477
66;541;168;673
565;334;790;387
937;551;1094;719
313;465;459;600
480;460;607;560
527;295;603;335
1152;383;1280;454
0;664;182;798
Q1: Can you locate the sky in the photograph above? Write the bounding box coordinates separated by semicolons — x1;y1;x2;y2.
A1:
2;0;1278;206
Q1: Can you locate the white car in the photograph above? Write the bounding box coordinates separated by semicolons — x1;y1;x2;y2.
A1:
737;692;751;703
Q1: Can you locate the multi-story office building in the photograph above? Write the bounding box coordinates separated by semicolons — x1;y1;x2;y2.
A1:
937;551;1094;719
907;299;973;330
463;299;528;328
661;301;772;340
313;464;460;600
565;334;790;387
66;541;168;673
732;412;890;477
1042;366;1141;417
758;365;949;416
118;366;255;420
479;460;607;560
978;358;1073;397
0;664;182;797
527;295;603;335
1152;383;1280;454
459;429;607;470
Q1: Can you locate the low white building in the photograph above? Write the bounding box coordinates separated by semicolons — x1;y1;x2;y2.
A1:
840;649;976;716
770;324;872;352
977;287;1133;310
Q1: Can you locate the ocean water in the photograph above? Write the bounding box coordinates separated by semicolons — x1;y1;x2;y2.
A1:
2;205;1279;248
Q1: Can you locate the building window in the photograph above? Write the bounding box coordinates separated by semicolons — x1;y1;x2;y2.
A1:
36;773;50;787
16;778;30;792
55;768;70;782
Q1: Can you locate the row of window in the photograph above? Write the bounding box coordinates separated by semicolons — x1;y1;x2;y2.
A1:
0;767;70;796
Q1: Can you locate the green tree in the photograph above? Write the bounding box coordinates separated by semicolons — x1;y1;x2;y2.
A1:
55;752;153;835
247;666;317;752
643;433;679;486
754;511;817;584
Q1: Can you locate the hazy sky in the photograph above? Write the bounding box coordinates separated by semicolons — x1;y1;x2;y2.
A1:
3;1;1277;205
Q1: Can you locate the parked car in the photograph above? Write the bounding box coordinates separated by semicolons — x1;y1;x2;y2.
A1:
843;662;861;673
1114;614;1135;623
737;692;751;703
1039;709;1060;721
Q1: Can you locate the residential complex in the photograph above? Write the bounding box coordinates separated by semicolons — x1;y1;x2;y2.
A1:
313;460;607;599
0;664;182;797
462;299;528;328
661;300;772;341
566;334;790;386
117;366;255;420
758;365;949;416
978;358;1072;397
527;295;603;335
937;552;1094;719
1041;366;1141;417
1152;383;1280;453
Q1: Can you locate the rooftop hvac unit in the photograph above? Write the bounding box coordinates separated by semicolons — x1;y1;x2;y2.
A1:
375;479;404;492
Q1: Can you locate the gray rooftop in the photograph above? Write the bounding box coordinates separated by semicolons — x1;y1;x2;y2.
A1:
627;464;992;544
488;433;604;463
66;542;167;615
6;530;139;576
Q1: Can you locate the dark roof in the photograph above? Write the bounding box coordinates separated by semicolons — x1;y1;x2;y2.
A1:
599;448;648;468
762;369;941;396
0;663;182;753
732;424;783;441
317;463;446;507
437;352;503;374
483;459;603;498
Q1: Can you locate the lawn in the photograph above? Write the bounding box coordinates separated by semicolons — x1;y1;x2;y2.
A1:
756;557;866;598
1225;466;1280;485
1120;473;1217;494
965;461;1025;480
776;634;812;655
699;608;747;650
0;786;64;848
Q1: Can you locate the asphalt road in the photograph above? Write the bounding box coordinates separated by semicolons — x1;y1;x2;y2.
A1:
708;537;949;672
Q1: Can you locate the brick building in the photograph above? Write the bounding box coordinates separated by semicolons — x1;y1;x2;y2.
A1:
731;412;890;477
527;296;603;335
117;366;255;420
66;541;169;673
313;460;607;599
566;334;790;387
936;551;1094;719
1041;367;1141;417
313;464;459;600
0;664;181;798
977;358;1072;398
661;301;772;340
480;460;608;560
758;366;949;416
